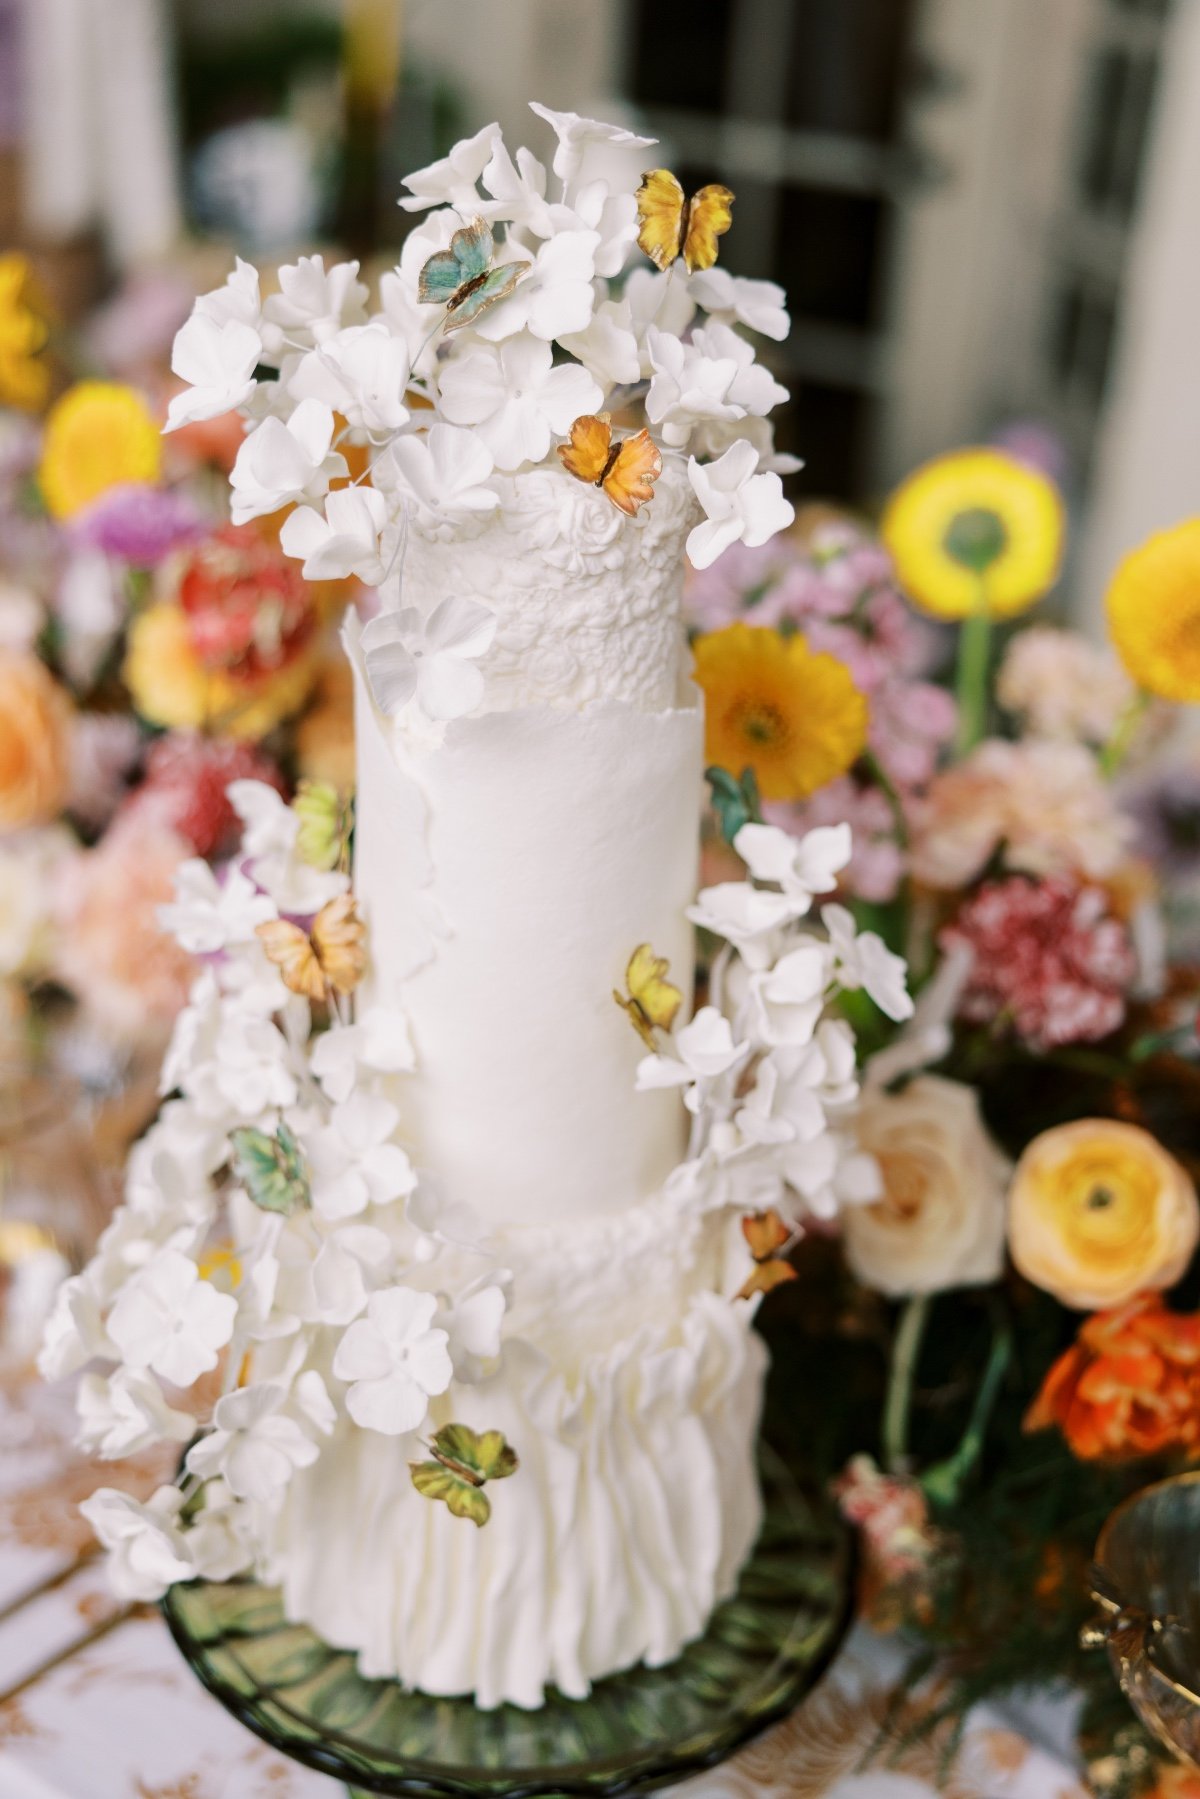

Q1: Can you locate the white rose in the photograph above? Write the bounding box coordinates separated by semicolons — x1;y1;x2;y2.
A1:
842;1076;1010;1298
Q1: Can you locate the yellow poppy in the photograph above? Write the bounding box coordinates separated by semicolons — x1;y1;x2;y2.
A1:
881;448;1065;620
1008;1118;1200;1312
692;622;868;801
38;381;162;520
1105;518;1200;703
0;254;50;412
123;604;317;742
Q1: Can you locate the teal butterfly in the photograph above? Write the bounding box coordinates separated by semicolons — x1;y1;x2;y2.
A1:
417;217;530;334
229;1122;311;1217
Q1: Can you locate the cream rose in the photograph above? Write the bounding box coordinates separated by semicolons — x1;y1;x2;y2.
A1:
0;651;72;832
1008;1118;1199;1311
843;1076;1011;1298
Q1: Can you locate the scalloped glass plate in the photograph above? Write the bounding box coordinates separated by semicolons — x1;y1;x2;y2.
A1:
162;1448;852;1799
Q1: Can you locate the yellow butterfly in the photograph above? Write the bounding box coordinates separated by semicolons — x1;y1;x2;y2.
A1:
737;1209;798;1301
256;893;367;1004
613;943;683;1051
558;414;662;517
636;169;735;274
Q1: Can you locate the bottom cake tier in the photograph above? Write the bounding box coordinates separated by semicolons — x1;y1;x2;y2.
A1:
262;1195;767;1710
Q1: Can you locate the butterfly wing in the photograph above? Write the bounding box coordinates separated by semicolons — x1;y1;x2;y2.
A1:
626;943;683;1035
410;1460;492;1527
636;169;687;270
417;249;467;305
310;894;367;996
737;1259;798;1302
558;413;613;485
229;1125;312;1217
417;215;496;304
256;918;327;1003
432;1423;519;1484
682;184;735;273
742;1208;790;1261
602;428;662;517
444;260;530;333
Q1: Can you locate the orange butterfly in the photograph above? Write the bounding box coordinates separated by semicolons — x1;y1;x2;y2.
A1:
256;893;367;1004
558;414;662;517
636;169;735;274
737;1209;798;1301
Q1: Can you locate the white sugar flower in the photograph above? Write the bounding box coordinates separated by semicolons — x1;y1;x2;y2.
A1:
38;1272;110;1381
561;179;640;279
626;270;696;373
398;121;501;212
107;1249;237;1389
310;1008;415;1105
686;441;795;570
195;258;263;333
822;904;914;1022
435;1276;508;1382
439;333;602;471
559;297;640;388
165;314;261;431
636;1006;748;1114
275;1231;375;1328
691;414;803;476
528;101;656;190
159;860;277;955
288;324;411;438
381;423;499;538
77;1368;194;1459
734;822;852;917
228;780;347;916
689;269;790;342
185;1480;254;1583
362;596;497;722
644;328;741;449
472;230;599;344
480;140;554;235
186;1383;321;1503
332;1287;453;1436
692;322;789;416
747;943;833;1048
229;399;348;524
80;1486;192;1602
280;485;390;585
306;1093;415;1221
260;255;368;355
687;882;795;970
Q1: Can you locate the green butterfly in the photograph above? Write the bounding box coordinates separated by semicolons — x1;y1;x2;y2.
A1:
417;217;530;334
293;780;353;874
229;1122;311;1217
410;1423;519;1528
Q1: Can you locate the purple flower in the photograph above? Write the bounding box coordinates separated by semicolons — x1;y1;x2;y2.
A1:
72;484;206;567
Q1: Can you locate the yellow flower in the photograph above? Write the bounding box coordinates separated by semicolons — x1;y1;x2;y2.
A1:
881;448;1064;620
0;651;72;832
0;254;50;411
1008;1119;1200;1312
1105;518;1200;703
38;381;162;520
123;605;317;742
692;622;868;801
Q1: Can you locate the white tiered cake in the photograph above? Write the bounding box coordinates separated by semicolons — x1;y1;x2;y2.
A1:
50;103;904;1719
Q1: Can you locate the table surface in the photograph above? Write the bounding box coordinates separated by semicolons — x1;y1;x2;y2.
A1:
0;1369;1092;1799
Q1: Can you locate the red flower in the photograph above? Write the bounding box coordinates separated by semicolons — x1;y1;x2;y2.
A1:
939;874;1135;1051
177;525;315;684
1025;1295;1200;1461
122;735;286;858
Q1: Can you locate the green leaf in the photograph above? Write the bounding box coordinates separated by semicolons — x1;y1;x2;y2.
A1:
409;1424;519;1527
230;1122;311;1216
705;765;763;848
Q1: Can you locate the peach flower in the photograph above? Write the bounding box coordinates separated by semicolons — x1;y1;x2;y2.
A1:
54;818;194;1045
0;651;72;832
1009;1119;1199;1312
1025;1295;1200;1461
909;738;1133;891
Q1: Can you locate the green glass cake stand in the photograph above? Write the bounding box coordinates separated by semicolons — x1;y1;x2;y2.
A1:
161;1447;852;1799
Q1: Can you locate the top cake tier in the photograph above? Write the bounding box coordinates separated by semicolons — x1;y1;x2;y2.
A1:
401;460;696;714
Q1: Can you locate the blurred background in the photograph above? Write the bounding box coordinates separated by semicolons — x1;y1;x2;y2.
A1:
3;0;1198;619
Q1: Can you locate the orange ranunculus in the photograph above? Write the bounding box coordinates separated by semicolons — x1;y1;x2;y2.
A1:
0;652;72;833
1025;1294;1200;1462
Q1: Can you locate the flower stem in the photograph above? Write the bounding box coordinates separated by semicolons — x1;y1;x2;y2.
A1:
920;1315;1013;1508
954;580;992;755
861;747;909;849
1098;691;1150;780
882;1292;933;1473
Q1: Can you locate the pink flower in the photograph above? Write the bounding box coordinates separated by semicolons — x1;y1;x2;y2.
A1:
66;712;142;832
119;735;285;858
910;738;1134;891
72;484;206;568
53;818;195;1045
939;875;1136;1051
997;625;1134;746
833;1454;940;1630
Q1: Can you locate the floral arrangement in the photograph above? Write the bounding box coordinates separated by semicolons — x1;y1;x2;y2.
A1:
0;259;357;1089
684;447;1200;1795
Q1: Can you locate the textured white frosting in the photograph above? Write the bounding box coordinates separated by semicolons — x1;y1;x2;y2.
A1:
401;461;696;712
350;627;704;1231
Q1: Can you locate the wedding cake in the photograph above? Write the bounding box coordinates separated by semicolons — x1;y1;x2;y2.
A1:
45;105;909;1712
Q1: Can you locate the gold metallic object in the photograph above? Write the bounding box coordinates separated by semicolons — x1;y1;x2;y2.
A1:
1087;1473;1200;1770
